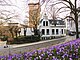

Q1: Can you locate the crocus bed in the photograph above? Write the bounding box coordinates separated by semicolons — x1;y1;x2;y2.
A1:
0;38;80;60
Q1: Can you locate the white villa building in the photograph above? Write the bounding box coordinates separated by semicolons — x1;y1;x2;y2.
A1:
38;14;66;40
2;13;66;39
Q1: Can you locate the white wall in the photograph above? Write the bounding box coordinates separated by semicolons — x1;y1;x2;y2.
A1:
39;26;66;37
20;28;34;36
26;28;34;36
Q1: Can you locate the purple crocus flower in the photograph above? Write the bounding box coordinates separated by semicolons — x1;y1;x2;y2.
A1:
69;58;72;60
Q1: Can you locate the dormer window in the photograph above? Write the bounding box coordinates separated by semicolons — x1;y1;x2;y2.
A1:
57;21;60;24
46;21;48;26
43;21;48;26
43;21;45;26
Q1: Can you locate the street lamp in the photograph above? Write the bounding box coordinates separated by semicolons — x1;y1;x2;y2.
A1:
18;29;21;36
24;28;26;36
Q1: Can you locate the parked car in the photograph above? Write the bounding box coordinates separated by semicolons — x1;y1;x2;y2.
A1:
68;31;76;36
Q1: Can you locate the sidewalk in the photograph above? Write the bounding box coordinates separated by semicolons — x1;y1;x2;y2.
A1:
11;36;66;48
0;36;76;56
65;35;76;42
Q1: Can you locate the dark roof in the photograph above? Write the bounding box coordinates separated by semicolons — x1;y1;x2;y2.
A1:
49;19;65;25
39;19;65;25
8;23;18;24
39;19;43;23
28;2;40;5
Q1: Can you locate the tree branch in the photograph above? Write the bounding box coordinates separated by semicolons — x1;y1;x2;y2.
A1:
64;16;75;22
56;6;70;13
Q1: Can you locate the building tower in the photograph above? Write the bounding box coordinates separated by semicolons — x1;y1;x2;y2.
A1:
28;0;40;28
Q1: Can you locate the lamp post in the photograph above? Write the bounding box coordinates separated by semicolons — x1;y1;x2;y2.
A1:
24;28;26;36
18;29;21;37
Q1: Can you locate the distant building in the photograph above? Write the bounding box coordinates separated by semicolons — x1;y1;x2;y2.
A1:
38;14;66;40
25;0;41;36
0;23;20;37
66;12;80;32
28;1;40;28
1;21;34;37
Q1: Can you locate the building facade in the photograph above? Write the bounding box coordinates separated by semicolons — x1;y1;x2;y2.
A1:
28;1;40;28
38;14;66;40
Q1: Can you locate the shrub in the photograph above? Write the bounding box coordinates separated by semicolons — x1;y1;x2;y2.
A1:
11;35;41;44
0;36;8;41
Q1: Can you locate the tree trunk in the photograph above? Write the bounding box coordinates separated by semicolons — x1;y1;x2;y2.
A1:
15;31;17;38
76;23;79;38
34;28;37;35
10;31;14;38
18;31;21;36
75;14;79;38
74;0;79;39
34;26;38;35
24;30;26;36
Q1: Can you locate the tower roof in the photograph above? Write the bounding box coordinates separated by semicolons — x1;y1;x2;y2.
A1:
28;2;40;5
29;0;40;4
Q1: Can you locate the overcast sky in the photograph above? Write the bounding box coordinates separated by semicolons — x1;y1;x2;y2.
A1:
0;0;80;24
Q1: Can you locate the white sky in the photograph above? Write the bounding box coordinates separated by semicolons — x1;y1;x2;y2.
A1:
0;0;80;24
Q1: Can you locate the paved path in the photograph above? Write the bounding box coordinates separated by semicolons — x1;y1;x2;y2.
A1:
0;36;76;56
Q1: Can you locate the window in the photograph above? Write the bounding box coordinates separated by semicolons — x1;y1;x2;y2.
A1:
56;29;59;34
46;21;48;26
52;29;55;35
42;29;45;35
43;21;48;26
43;21;45;26
46;29;49;35
61;29;63;34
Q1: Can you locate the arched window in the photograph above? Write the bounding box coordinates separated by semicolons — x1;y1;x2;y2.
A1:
42;29;45;35
56;29;59;34
43;21;45;26
46;29;49;35
52;29;55;35
46;21;48;26
61;29;63;34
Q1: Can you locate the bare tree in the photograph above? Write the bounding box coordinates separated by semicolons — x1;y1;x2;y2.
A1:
46;5;59;20
28;0;51;35
0;0;22;38
0;10;19;25
32;9;40;35
0;0;12;6
29;6;40;35
24;0;52;36
0;10;20;38
0;0;20;8
46;0;80;38
41;0;80;38
14;26;21;38
0;0;20;25
8;25;21;38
